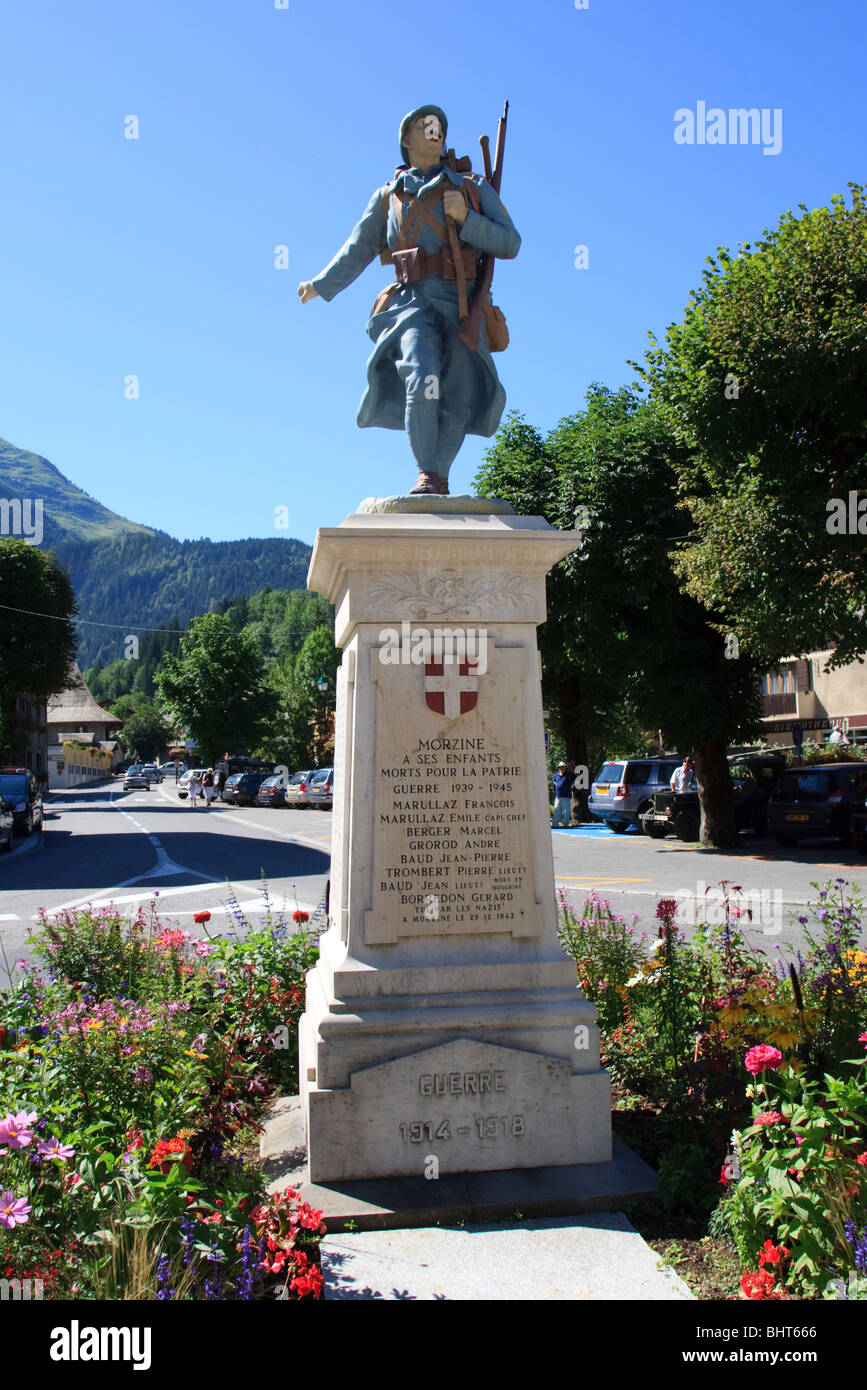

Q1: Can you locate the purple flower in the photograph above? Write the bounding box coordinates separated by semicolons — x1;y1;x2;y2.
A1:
0;1191;32;1229
37;1135;75;1162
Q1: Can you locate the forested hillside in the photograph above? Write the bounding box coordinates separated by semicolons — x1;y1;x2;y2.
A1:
0;436;312;668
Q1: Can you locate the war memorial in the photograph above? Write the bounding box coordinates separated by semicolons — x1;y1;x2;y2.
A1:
284;104;654;1217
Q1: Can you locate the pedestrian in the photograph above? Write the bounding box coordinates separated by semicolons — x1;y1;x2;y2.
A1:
670;755;697;793
202;768;215;809
188;771;201;807
552;762;576;828
298;104;520;495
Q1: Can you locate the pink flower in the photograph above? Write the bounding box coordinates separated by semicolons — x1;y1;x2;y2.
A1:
856;1153;867;1167
0;1191;32;1229
744;1044;784;1075
754;1111;785;1127
36;1136;75;1162
194;941;212;957
0;1110;39;1149
859;1031;867;1047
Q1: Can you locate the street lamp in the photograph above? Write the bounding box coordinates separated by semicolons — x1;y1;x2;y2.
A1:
316;675;329;695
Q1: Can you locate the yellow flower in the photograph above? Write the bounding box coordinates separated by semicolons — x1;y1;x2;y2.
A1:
84;1019;104;1031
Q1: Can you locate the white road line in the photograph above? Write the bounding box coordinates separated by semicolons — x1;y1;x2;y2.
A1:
0;913;21;921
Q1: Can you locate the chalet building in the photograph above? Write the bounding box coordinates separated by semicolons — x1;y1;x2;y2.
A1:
760;649;867;745
46;665;123;788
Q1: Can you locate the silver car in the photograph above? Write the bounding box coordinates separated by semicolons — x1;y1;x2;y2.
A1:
306;767;334;809
587;758;680;833
124;765;151;790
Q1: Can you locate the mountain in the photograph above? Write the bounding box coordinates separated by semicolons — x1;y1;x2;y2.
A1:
0;437;312;668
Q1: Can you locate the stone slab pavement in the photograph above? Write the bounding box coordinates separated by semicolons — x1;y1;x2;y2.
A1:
321;1213;695;1301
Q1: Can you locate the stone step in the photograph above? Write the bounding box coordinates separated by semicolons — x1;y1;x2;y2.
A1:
320;1215;695;1301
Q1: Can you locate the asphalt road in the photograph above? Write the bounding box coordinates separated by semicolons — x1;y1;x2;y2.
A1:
1;783;865;984
0;779;332;983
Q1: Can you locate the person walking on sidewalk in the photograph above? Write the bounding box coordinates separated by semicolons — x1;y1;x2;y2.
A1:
552;762;576;828
202;768;215;810
188;772;201;808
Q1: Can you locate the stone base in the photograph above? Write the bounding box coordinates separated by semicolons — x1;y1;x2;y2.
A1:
261;1097;657;1233
356;493;514;514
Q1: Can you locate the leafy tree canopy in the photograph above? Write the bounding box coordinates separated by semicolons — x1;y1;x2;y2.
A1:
634;183;867;666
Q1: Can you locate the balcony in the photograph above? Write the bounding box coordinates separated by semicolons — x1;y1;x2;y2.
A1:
763;693;797;716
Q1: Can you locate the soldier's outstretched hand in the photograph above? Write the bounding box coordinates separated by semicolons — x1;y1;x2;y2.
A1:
298;281;319;303
442;189;468;225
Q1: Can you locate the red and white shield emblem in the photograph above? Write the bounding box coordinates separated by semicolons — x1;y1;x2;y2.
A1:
424;659;479;716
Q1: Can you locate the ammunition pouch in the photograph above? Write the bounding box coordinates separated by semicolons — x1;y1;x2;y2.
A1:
392;244;478;285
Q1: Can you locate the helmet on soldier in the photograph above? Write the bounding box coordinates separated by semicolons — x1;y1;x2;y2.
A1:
399;105;448;165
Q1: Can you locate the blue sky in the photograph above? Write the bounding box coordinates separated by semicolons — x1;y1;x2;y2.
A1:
0;0;863;546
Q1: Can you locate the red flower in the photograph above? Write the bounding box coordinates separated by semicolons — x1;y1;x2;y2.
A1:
292;910;310;924
754;1111;785;1128
741;1267;776;1299
758;1240;789;1267
194;911;211;924
744;1044;783;1075
856;1153;867;1167
655;899;678;922
147;1137;193;1174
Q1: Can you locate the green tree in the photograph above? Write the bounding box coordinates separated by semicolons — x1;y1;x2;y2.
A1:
0;539;77;757
155;614;278;766
635;183;867;667
476;388;764;846
119;701;173;763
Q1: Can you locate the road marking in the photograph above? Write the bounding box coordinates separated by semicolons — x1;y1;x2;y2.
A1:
0;913;21;921
556;876;651;885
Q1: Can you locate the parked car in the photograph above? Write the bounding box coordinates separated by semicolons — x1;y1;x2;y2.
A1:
306;767;335;810
177;768;208;799
587;758;681;833
0;796;15;852
256;775;288;808
284;770;318;808
124;765;152;791
641;754;785;841
0;768;45;836
767;763;867;847
222;772;271;806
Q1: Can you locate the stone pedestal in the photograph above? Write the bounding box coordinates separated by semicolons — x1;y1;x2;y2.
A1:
300;503;611;1184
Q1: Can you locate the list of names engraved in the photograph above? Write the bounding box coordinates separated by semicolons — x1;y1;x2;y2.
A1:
365;648;540;942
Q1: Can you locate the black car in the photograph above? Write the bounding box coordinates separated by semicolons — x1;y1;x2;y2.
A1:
222;772;271;806
642;755;785;841
0;796;14;853
0;768;44;837
767;763;867;847
255;775;288;808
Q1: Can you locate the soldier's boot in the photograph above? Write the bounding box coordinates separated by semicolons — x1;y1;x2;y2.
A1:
410;471;449;495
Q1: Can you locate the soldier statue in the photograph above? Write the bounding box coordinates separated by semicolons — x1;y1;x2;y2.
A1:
298;104;520;496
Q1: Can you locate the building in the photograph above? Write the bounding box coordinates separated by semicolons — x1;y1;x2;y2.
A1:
760;649;867;746
46;665;123;788
7;694;48;780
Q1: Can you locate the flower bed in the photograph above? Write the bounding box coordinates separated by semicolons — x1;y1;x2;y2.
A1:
0;886;324;1299
558;879;867;1299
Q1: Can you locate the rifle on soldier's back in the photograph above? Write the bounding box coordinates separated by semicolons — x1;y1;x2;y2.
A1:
459;100;509;352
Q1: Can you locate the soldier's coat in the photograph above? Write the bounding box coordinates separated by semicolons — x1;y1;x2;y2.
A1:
311;163;520;440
